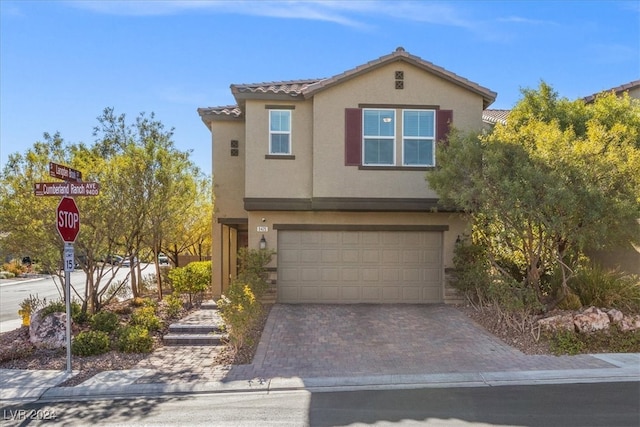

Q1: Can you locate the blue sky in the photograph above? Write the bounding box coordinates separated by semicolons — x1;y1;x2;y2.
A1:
1;1;638;177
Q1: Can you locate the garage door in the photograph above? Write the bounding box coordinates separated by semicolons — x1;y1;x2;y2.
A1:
277;230;443;303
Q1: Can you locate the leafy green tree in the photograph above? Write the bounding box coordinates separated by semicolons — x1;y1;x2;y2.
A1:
429;82;640;309
1;108;207;313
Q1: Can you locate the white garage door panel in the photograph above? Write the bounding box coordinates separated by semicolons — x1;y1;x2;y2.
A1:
278;230;443;303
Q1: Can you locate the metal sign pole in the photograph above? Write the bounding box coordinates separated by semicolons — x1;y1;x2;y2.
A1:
63;242;74;373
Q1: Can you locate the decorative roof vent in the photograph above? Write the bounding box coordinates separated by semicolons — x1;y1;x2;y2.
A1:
395;46;405;52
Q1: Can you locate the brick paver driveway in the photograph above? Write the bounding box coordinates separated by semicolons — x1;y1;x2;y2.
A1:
225;304;613;381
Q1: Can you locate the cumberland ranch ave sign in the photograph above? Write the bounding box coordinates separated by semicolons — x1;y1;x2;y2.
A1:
33;181;100;196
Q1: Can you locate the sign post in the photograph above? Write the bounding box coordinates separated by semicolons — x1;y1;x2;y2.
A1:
37;162;96;374
56;196;80;374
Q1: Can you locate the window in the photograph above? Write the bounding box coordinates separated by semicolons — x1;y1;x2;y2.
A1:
345;107;452;167
269;110;291;154
403;110;435;166
363;109;395;165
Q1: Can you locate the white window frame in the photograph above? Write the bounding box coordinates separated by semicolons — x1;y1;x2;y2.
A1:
402;109;436;167
362;108;396;166
269;110;292;155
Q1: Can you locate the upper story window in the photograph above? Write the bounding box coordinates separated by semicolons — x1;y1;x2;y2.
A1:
403;110;435;166
269;110;291;154
363;109;395;165
345;107;452;168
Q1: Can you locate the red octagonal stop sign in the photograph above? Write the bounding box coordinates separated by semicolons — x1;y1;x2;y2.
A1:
56;196;80;243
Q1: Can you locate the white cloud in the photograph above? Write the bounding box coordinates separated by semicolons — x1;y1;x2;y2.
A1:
64;0;475;30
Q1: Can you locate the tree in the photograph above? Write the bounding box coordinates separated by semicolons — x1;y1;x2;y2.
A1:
0;108;207;313
428;82;640;309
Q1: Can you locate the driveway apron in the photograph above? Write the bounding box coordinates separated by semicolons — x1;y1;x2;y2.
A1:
224;304;613;381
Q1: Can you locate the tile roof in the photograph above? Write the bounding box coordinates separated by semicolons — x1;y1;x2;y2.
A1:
582;80;640;103
303;47;497;109
197;105;242;117
198;47;497;122
482;109;510;125
231;79;322;98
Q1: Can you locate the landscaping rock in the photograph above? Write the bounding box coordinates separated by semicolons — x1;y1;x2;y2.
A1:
607;308;624;324
574;307;610;333
537;313;575;332
29;310;68;349
619;315;640;332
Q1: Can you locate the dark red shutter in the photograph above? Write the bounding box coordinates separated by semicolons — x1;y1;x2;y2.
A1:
436;109;453;144
345;108;362;166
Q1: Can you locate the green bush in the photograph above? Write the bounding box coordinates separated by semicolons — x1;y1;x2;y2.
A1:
236;249;274;299
0;271;16;279
217;281;262;352
131;305;162;331
90;311;119;333
72;331;111;356
451;238;491;302
40;300;66;317
548;329;585;356
569;264;640;313
168;261;212;306
164;294;184;319
117;325;153;353
39;300;86;323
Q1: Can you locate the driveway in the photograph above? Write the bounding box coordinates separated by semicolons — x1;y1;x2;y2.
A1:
224;304;613;381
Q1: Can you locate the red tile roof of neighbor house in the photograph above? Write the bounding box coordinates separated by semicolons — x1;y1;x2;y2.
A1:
582;80;640;103
482;109;510;125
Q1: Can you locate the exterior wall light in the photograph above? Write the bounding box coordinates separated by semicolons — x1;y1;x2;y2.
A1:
259;235;267;250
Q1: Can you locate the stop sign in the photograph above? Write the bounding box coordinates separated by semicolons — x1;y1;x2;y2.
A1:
56;196;80;243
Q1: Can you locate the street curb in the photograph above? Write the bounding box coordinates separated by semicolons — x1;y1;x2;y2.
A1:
33;364;640;401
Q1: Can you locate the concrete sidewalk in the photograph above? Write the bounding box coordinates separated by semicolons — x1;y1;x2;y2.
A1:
1;304;639;403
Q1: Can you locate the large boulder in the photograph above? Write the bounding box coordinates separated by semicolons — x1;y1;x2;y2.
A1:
574;307;610;333
537;313;575;332
29;310;68;349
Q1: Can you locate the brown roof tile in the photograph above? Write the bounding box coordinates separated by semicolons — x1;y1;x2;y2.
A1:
482;109;510;125
583;80;640;103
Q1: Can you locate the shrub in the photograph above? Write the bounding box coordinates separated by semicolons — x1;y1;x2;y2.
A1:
569;264;640;313
90;311;119;333
117;325;153;353
131;297;146;307
72;331;111;356
164;294;184;319
451;238;492;304
168;261;212;306
217;281;262;352
0;271;16;279
548;329;585;356
2;260;25;276
40;300;66;317
236;248;274;299
131;305;162;331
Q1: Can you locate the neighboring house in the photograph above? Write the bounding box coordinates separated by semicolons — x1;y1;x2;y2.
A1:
198;47;496;303
482;80;640;275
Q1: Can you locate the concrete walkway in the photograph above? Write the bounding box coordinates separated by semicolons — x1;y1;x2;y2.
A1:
1;304;639;403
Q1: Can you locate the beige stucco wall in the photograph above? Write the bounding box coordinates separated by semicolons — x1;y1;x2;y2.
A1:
210;120;246;219
244;99;314;199
311;61;485;199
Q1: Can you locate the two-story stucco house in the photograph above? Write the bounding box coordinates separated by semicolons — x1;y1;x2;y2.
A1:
198;47;496;304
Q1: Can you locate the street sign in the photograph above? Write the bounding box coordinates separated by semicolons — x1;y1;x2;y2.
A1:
56;197;80;243
63;244;75;272
34;182;100;197
49;162;82;182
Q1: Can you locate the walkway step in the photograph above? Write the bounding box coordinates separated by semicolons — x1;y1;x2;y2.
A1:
200;300;217;310
168;324;223;334
162;333;225;346
162;304;226;346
